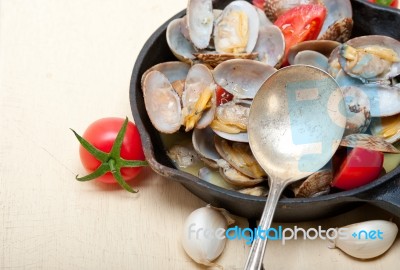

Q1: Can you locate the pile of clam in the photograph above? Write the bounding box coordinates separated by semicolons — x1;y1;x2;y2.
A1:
141;0;400;198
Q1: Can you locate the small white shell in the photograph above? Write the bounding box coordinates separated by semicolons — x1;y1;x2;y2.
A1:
213;59;277;99
166;18;196;63
143;70;182;133
187;0;214;49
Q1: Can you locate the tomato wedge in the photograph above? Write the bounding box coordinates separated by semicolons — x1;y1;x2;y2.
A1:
274;4;327;66
216;85;234;106
332;147;384;191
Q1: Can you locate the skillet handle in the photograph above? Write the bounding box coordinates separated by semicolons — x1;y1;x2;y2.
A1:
353;176;400;218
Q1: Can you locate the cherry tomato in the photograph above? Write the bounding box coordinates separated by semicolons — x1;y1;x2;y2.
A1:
216;86;234;106
75;117;146;188
274;4;327;65
368;0;398;8
332;147;384;190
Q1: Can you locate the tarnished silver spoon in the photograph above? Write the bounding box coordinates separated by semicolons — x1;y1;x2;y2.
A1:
244;65;346;270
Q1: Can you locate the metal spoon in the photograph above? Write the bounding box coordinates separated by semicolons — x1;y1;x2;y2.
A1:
244;65;346;270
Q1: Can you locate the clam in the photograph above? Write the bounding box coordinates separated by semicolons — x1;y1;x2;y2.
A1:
214;135;267;179
341;85;371;135
337;71;400;118
293;50;329;71
143;70;182;134
192;127;222;168
210;100;250;135
288;40;340;66
370;114;400;144
218;159;265;187
318;0;353;42
338;35;400;83
193;51;258;68
253;24;285;67
182;64;217;131
290;170;332;198
340;133;400;153
213;0;259;54
187;0;214;49
213;59;277;99
166;18;197;64
141;61;190;89
167;144;199;168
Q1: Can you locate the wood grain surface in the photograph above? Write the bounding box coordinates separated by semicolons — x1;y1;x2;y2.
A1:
0;0;399;269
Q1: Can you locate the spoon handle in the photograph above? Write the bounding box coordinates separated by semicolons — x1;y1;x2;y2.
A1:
244;180;286;270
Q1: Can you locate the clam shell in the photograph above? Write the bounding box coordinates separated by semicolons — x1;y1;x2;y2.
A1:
182;64;217;130
339;35;400;83
291;170;332;198
318;17;353;43
192;127;221;168
336;70;400;117
214;0;259;54
370;114;400;144
293;50;329;71
341;85;371;135
143;71;182;133
288;40;340;66
253;25;285;67
218;159;265;187
187;0;214;49
318;0;352;41
193;51;258;67
214;135;267;179
213;59;277;99
141;61;190;89
166;18;196;64
340;133;400;153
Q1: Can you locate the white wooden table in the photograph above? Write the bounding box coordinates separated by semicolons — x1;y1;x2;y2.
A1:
1;0;399;269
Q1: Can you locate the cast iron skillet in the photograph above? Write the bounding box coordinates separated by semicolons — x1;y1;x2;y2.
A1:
130;0;400;222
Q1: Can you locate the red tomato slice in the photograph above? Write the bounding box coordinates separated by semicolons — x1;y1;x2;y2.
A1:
332;147;384;190
216;85;234;106
274;4;327;66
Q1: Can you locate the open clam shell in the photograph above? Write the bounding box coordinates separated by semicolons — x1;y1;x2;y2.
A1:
338;35;400;83
290;170;332;198
253;24;285;67
166;18;196;64
293;50;329;71
214;135;267;179
192;127;222;168
143;70;182;134
341;85;371;135
182;63;217;130
370;114;400;144
214;0;259;54
218;159;265;187
318;0;353;42
336;70;400;117
140;61;190;89
340;133;400;153
288;40;340;65
187;0;214;49
213;59;277;99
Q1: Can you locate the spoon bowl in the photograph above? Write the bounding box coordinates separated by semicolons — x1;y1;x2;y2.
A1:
245;65;347;269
